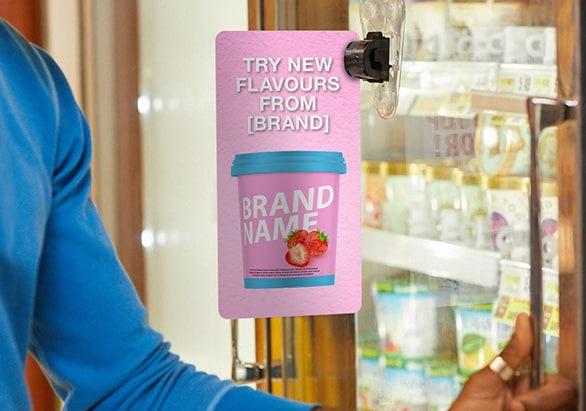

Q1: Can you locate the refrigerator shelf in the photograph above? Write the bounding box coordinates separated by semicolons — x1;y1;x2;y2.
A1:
400;61;557;98
361;227;501;288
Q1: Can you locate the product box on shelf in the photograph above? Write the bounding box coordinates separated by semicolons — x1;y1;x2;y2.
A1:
541;181;559;269
383;355;428;411
538;126;559;179
457;173;489;248
357;343;384;411
425;359;460;411
380;162;430;237
362;161;385;229
471;27;506;63
475;110;559;177
372;278;438;360
503;26;557;65
475;112;531;177
454;302;498;378
492;261;559;337
426;166;462;242
485;176;530;260
446;0;524;63
404;1;449;61
492;260;559;373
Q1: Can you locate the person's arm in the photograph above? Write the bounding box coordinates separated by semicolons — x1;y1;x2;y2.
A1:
20;29;313;411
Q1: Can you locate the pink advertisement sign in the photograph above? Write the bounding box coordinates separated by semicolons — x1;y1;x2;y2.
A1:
216;31;361;319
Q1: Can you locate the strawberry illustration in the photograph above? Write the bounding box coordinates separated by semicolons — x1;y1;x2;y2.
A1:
285;243;311;267
286;229;308;249
304;229;328;256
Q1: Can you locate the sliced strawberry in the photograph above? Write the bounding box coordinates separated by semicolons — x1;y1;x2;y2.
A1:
285;243;311;267
305;229;328;256
286;229;308;249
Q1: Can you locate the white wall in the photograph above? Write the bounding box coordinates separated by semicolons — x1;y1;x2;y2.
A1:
44;0;82;102
138;1;254;379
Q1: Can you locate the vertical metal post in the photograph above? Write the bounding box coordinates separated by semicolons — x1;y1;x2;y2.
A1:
265;318;273;393
259;0;265;30
230;320;238;380
527;98;545;388
282;317;289;397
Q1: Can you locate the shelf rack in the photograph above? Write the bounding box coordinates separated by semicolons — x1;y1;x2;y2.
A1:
361;227;502;288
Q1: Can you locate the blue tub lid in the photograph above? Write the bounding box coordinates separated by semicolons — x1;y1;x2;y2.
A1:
231;151;347;176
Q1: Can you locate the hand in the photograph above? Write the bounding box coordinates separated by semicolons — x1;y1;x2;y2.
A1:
450;314;576;411
509;374;576;411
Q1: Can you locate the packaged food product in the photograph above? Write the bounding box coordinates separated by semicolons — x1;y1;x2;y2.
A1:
383;354;427;411
380;162;409;233
433;279;459;360
372;278;438;359
492;260;559;372
545;335;559;375
475;112;530;177
538;126;558;178
362;161;385;228
404;1;449;61
454;302;498;377
425;359;460;411
435;306;458;361
446;1;524;62
485;176;530;259
396;282;438;359
471;27;505;63
373;280;401;355
541;181;559;269
446;25;474;62
426;166;461;241
231;151;345;289
457;173;489;248
503;26;557;65
358;344;384;411
381;162;429;235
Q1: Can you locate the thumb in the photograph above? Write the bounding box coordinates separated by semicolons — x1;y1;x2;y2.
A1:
499;313;532;370
510;377;576;411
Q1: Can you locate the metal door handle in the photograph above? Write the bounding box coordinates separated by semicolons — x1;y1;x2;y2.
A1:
231;319;265;384
526;97;578;388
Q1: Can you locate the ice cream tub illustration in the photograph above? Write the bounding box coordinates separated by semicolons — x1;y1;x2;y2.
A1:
231;151;346;289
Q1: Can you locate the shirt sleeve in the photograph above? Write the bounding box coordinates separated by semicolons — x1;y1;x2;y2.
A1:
26;33;315;411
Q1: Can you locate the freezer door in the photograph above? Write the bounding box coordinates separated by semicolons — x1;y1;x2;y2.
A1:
249;1;585;410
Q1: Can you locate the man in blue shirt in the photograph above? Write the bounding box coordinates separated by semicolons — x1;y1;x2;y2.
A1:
0;19;312;411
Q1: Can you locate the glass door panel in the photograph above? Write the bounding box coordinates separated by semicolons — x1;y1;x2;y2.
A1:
354;0;578;410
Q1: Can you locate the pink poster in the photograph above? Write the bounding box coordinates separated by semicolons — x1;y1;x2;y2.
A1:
216;31;361;319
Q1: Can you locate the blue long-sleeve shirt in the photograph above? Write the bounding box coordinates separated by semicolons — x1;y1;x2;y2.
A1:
0;20;313;411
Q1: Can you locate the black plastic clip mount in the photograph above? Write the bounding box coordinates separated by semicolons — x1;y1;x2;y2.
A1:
344;32;390;83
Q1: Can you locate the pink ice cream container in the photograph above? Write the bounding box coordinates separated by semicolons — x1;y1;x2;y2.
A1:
231;151;346;289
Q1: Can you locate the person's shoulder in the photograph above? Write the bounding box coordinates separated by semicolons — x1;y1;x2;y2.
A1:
0;20;54;88
0;20;71;166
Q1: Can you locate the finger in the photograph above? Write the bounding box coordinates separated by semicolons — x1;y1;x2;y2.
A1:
499;313;532;370
509;378;577;411
514;375;530;396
